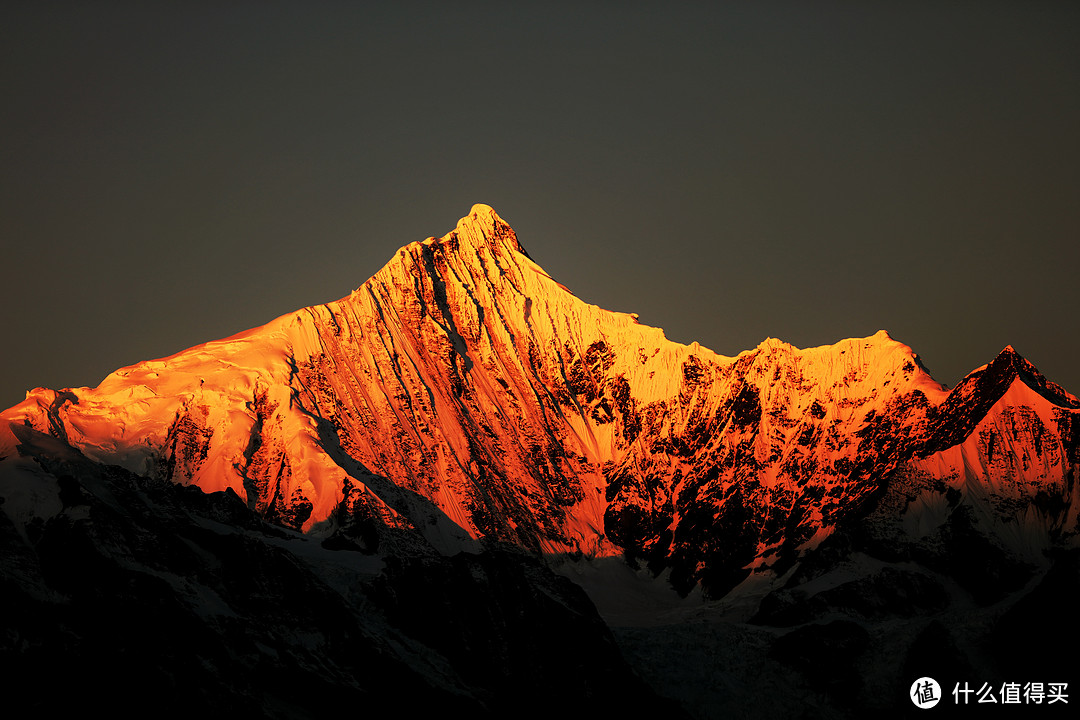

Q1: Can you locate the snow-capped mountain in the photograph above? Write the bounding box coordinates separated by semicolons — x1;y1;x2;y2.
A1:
4;205;1079;718
2;205;1077;599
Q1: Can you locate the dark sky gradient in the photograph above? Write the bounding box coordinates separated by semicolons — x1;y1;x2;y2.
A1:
3;2;1078;410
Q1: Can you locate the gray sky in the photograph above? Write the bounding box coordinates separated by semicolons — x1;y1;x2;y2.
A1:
3;1;1078;410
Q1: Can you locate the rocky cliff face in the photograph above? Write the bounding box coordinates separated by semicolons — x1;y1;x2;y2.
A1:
3;205;1077;598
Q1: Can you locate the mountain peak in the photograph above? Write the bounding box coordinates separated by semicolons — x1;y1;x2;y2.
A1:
463;202;500;223
930;345;1079;447
994;345;1080;409
439;203;530;259
989;344;1030;379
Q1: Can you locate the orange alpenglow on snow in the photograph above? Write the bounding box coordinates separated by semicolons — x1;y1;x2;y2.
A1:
3;205;1077;594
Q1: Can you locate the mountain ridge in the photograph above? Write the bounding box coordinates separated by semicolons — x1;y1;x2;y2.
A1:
3;205;1077;598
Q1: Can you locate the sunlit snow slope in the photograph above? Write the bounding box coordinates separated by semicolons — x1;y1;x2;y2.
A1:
3;205;1077;594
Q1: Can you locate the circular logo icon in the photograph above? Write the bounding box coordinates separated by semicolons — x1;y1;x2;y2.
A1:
911;677;942;709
